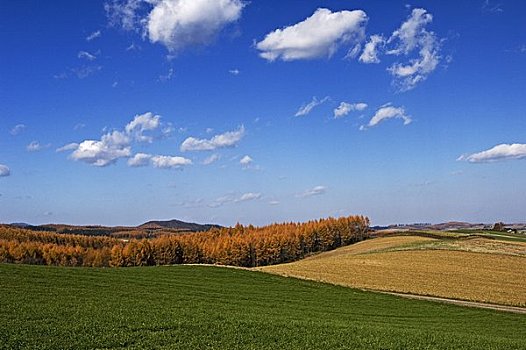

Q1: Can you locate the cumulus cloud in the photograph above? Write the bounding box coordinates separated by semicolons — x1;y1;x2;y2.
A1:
10;124;26;136
362;105;411;129
62;112;165;167
151;155;192;169
148;0;244;52
125;112;161;142
127;152;152;167
388;8;433;55
127;152;192;169
180;125;245;151
239;155;253;166
333;101;367;118
299;185;327;198
295;96;329;117
0;164;10;177
108;0;245;52
70;130;132;167
86;30;101;41
256;8;367;61
458;143;526;163
359;34;384;63
386;8;441;91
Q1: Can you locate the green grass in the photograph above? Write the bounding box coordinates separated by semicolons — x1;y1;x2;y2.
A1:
1;264;525;349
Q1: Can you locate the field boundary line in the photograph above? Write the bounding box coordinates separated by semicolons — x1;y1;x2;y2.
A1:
371;290;526;314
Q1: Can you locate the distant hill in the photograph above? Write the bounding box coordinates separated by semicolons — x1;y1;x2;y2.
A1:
138;219;222;232
9;223;31;228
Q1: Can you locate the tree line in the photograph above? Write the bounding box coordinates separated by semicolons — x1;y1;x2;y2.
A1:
0;215;369;268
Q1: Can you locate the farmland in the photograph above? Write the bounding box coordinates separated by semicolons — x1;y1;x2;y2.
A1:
260;233;526;307
1;263;526;350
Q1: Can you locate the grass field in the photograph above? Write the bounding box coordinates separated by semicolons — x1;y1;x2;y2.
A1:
260;235;526;306
1;263;525;349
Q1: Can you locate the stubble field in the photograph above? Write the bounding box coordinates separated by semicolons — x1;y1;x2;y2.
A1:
259;234;526;306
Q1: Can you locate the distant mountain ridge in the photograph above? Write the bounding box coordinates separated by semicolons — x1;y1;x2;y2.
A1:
138;219;222;232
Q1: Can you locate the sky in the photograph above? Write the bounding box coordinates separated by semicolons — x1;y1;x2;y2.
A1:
1;0;525;227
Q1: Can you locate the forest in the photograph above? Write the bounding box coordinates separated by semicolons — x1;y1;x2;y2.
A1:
0;215;369;268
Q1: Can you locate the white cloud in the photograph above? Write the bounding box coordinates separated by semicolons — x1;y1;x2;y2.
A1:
482;0;504;13
159;68;175;82
268;200;280;206
127;153;152;167
239;155;253;166
63;112;167;167
147;0;245;52
202;154;220;165
70;130;132;167
295;96;329;117
386;8;441;91
71;65;102;79
0;164;10;177
56;143;79;152
78;51;97;61
333;101;367;118
359;34;384;63
362;105;411;129
105;0;145;31
334;102;352;118
10;124;26;136
125;112;161;142
74;123;86;130
388;8;433;55
229;69;240;75
209;192;261;207
180;125;245;151
256;8;367;61
26;141;45;152
299;185;327;198
86;30;101;41
151;155;192;169
126;42;141;51
458;143;526;163
208;194;235;208
354;103;368;111
234;192;261;202
345;43;362;59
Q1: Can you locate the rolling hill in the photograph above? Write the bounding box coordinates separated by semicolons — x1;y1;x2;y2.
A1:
1;264;525;349
259;233;526;307
138;219;222;231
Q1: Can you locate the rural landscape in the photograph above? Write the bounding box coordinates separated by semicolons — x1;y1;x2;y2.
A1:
1;0;526;349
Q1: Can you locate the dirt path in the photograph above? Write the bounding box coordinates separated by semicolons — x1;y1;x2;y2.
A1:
375;290;526;314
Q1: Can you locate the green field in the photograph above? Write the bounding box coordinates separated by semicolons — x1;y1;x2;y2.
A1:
1;264;525;349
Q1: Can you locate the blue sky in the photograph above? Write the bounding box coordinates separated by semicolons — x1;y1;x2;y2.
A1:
1;0;525;226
